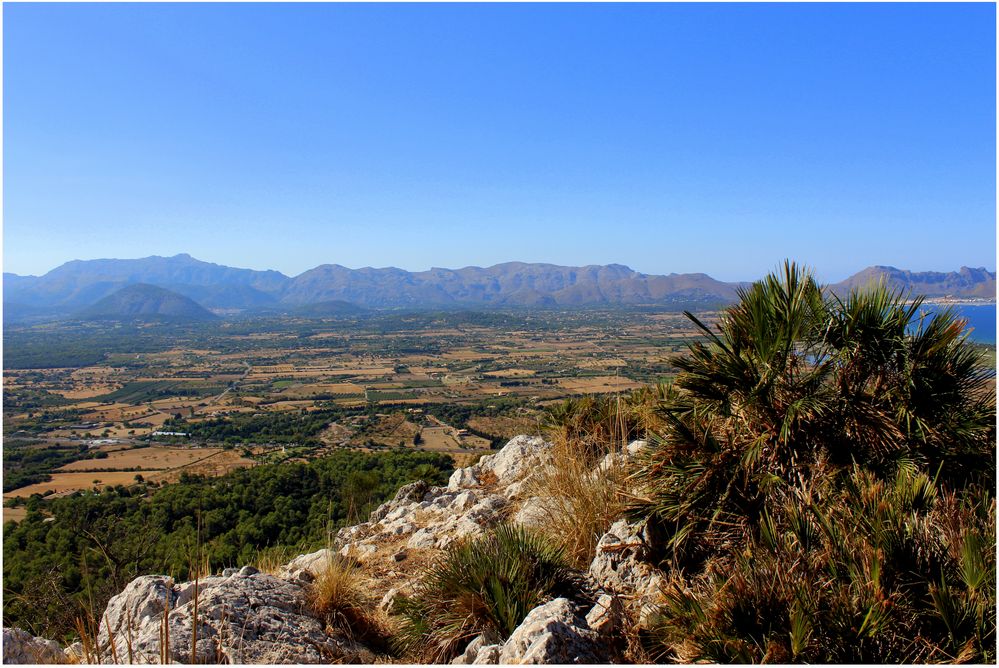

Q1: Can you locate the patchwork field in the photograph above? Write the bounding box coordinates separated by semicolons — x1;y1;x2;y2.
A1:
3;471;165;499
57;446;224;471
3;307;730;509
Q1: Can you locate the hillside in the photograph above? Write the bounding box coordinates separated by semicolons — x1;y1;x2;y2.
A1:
832;265;996;299
75;284;218;321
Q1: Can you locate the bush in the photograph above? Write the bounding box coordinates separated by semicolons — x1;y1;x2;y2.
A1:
393;525;578;662
639;466;995;663
627;262;996;662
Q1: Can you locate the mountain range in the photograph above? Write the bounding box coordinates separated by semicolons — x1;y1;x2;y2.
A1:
2;254;995;322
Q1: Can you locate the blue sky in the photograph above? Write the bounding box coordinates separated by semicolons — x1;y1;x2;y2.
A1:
3;2;995;282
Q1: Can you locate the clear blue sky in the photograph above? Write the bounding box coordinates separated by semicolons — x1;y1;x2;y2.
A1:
4;2;995;282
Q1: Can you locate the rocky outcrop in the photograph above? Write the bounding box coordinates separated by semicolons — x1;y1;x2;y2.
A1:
333;435;555;562
94;568;369;664
11;434;669;665
454;596;623;665
589;518;664;621
2;627;69;664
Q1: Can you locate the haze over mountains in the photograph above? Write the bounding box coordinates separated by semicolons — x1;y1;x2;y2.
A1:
2;254;995;322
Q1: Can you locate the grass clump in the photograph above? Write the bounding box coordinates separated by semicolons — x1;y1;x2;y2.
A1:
307;554;388;650
533;387;676;567
393;524;577;663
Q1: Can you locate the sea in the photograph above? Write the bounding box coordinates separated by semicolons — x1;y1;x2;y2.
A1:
916;303;996;345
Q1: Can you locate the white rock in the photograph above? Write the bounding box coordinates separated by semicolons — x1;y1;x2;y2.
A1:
450;490;478;512
512;497;549;528
3;627;68;664
589;519;664;610
448;467;479;490
96;572;369;664
407;528;438;550
478;435;552;485
280;548;334;579
451;635;486;664
498;598;606;664
584;593;624;635
470;643;501;664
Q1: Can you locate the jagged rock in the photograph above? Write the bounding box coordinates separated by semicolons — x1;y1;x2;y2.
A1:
497;598;607;664
447;435;552;492
378;588;400;613
470;644;501;664
96;572;369;664
451;635;487;664
280;548;333;581
3;627;68;664
584;593;624;636
503;479;528;499
512;496;549;527
589;519;664;616
448;466;479;490
477;435;551;484
370;480;429;522
339;542;377;560
407;528;438;549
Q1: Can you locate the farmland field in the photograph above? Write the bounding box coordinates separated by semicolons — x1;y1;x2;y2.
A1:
3;307;728;507
3;470;165;499
57;446;225;471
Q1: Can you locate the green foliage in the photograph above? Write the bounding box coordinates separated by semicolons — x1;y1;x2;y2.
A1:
626;262;996;662
164;407;350;444
394;525;576;662
3;449;453;640
639;468;995;663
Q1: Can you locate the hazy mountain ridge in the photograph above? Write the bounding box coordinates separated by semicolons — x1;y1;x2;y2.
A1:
3;255;995;318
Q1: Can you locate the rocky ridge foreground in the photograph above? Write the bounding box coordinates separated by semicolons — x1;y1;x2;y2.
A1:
3;435;663;664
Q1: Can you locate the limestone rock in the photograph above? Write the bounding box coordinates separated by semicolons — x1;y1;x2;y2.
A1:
2;627;68;664
512;496;549;528
451;635;486;664
470;643;501;664
476;435;551;485
497;598;607;664
279;548;334;581
96;572;368;664
589;519;664;615
448;466;479;490
584;593;624;636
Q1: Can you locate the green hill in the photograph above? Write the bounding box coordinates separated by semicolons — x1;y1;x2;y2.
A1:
75;283;218;322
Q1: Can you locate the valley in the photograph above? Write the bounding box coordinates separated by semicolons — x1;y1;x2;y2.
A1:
2;307;711;510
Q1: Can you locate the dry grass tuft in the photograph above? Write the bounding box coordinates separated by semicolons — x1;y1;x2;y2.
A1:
524;441;626;569
307;553;390;650
253;545;296;576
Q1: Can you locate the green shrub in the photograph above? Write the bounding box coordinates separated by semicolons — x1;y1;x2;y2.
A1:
625;262;996;662
639;466;995;663
393;525;577;662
